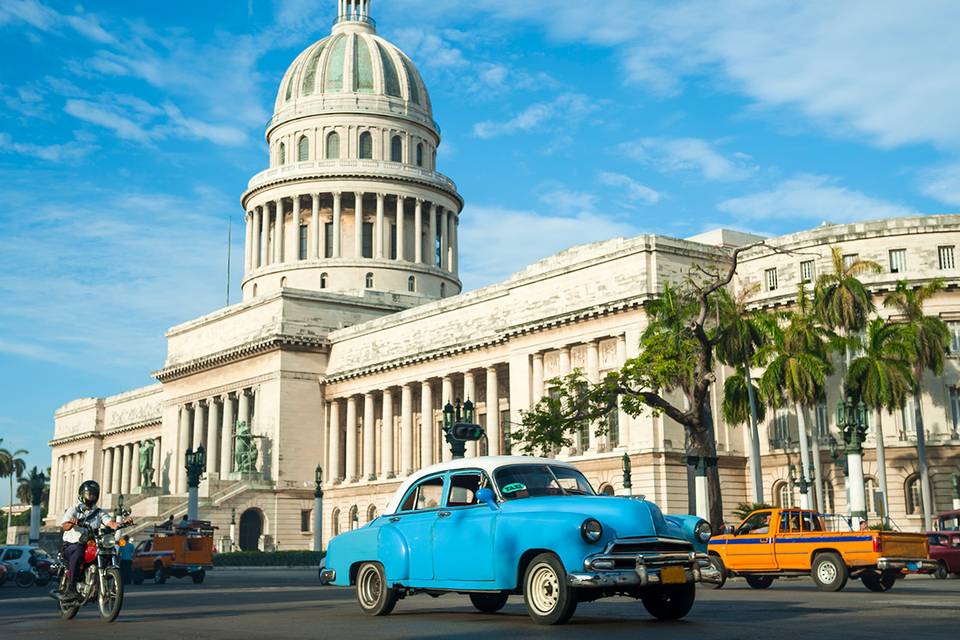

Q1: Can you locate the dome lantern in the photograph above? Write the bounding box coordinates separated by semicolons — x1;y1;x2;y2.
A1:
335;0;375;32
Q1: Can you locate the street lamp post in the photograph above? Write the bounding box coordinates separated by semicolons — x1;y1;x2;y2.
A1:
314;464;324;552
185;445;206;521
836;397;868;528
951;473;960;511
621;452;632;496
442;399;483;459
229;508;236;552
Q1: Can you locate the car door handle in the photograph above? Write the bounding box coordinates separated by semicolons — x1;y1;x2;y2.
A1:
437;511;452;518
759;538;769;543
389;517;400;523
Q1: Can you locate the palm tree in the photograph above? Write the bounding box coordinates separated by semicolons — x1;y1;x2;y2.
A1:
0;439;29;531
883;279;951;530
814;246;882;338
846;318;914;525
759;288;833;510
17;466;49;544
716;285;776;503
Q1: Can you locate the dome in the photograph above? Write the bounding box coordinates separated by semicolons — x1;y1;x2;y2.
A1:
271;6;434;134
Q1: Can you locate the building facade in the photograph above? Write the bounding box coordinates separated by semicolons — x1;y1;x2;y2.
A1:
48;3;960;548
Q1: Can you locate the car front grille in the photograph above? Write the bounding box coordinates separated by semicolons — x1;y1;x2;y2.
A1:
608;537;694;555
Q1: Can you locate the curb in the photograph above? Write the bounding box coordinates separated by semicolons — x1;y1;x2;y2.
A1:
213;566;318;572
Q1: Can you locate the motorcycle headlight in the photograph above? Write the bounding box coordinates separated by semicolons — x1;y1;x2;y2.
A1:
695;520;712;543
580;518;603;544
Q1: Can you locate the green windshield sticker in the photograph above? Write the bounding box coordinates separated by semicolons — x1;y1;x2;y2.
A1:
502;483;526;494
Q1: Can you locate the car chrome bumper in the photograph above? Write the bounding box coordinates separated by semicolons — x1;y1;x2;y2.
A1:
877;557;939;573
319;567;336;585
569;550;714;588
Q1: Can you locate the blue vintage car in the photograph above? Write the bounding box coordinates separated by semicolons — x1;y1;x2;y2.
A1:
320;456;716;625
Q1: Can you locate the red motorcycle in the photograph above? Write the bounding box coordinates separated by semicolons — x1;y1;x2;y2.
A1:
53;513;132;623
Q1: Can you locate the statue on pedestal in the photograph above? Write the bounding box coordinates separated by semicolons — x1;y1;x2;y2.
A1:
139;438;156;488
234;421;259;473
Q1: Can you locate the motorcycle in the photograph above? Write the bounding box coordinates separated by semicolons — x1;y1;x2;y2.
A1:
0;562;10;587
52;509;132;623
15;558;53;588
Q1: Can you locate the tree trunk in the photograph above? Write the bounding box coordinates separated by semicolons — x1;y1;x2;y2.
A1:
874;409;890;526
810;426;825;513
744;362;764;503
701;403;724;530
795;403;812;509
914;389;934;531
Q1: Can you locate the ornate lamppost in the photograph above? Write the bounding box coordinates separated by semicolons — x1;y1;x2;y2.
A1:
185;445;206;521
951;473;960;511
314;464;324;552
621;452;633;496
836;396;868;528
229;507;236;552
442;399;484;459
28;470;46;544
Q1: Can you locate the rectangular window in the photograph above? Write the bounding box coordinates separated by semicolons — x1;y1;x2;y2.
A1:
324;222;334;258
800;260;815;284
299;225;308;260
477;413;488;456
899;396;916;440
815;402;829;438
390;224;397;260
765;267;778;291
362;222;374;259
606;408;620;448
300;509;311;533
500;409;511;455
888;248;906;273
950;387;960;436
948;321;960;354
939;245;955;270
772;408;790;447
842;253;859;270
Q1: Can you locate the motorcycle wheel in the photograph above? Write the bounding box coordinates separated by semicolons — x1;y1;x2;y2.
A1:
35;569;52;587
57;574;80;621
98;567;124;623
15;570;35;588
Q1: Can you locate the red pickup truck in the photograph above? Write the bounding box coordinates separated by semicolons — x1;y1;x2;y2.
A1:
928;531;960;579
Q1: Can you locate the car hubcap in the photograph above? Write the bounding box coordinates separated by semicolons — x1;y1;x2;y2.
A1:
359;566;382;607
818;562;836;583
528;563;560;614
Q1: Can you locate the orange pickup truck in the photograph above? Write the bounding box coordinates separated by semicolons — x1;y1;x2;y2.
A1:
708;508;937;592
132;520;216;585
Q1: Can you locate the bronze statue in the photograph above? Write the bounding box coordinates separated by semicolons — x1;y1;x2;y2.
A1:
139;439;156;488
234;421;259;473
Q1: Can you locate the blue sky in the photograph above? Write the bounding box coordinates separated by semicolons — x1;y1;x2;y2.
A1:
2;0;959;502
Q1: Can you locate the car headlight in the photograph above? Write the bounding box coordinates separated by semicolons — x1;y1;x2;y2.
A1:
580;518;603;544
695;520;712;542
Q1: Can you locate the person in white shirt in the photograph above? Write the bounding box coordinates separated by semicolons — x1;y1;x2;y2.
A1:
54;480;129;602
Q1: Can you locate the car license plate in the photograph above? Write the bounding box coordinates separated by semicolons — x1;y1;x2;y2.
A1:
660;566;686;584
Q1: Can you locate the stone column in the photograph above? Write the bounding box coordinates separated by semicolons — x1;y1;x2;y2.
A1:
382;388;395;478
396;196;405;261
375;193;385;258
103;447;114;494
207;397;220;476
332;192;342;258
192;402;205;451
124;442;135;495
616;334;629;448
463;371;477;457
311;194;320;259
531;352;544;405
328;400;341;482
354;192;364;258
439;207;448;271
441;376;454;462
274;198;285;263
131;441;141;493
259;206;269;267
152;437;162;488
244;211;253;272
177;405;190;492
292;195;302;262
486;366;500;455
428;204;438;267
586;340;600;452
346;396;358;482
363;392;375;480
221;393;235;477
112;445;123;497
420;380;433;469
401;384;413;475
414;199;423;263
450;212;458;275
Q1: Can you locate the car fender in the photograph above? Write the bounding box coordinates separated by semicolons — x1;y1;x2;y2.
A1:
377;523;409;583
326;527;380;587
494;511;597;588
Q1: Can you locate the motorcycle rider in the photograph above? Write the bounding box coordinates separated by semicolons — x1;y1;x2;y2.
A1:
53;480;130;602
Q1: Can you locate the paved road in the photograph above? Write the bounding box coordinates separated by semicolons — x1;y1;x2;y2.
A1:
1;569;957;639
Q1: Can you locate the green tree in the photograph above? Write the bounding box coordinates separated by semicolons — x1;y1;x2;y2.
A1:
846;318;914;524
814;246;882;335
883;279;951;530
17;466;49;507
0;439;29;531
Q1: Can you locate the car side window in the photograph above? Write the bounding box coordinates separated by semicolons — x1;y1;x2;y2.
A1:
4;549;23;560
445;472;487;507
399;475;445;512
737;512;770;535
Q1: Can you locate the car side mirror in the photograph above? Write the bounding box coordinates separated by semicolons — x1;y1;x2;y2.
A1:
476;488;499;511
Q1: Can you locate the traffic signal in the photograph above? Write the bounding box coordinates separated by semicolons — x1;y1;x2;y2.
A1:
451;423;485;441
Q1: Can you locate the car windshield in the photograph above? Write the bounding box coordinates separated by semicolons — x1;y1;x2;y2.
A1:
30;548;51;559
493;464;595;500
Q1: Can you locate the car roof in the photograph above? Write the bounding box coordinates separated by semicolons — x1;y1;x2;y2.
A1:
384;456;577;515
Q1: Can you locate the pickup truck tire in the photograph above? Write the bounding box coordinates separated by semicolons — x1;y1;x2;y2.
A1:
745;576;774;589
934;562;948;580
707;555;726;589
861;569;897;592
522;553;577;625
356;562;399;616
811;552;848;592
641;582;696;620
153;562;167;585
470;592;509;613
191;570;206;584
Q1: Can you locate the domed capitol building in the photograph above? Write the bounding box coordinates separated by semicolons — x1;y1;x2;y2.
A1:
48;1;960;548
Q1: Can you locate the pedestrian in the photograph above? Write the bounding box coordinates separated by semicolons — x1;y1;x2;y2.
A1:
119;535;135;585
160;515;175;530
177;514;190;530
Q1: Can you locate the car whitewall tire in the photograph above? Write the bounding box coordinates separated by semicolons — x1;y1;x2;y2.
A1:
355;562;399;616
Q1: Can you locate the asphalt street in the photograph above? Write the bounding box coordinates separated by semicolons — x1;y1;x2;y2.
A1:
1;569;957;639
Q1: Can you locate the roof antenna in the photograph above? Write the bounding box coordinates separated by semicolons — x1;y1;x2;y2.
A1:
226;212;232;306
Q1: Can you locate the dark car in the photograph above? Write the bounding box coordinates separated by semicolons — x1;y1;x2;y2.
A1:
927;532;960;579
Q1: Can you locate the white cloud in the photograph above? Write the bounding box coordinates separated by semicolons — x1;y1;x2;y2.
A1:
64;98;155;143
620;137;755;181
919;164;960;208
597;171;662;205
717;174;916;223
0;132;96;162
538;186;598;214
0;0;114;43
473;93;597;139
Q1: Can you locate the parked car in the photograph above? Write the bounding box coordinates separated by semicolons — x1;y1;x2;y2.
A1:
0;545;54;588
928;532;960;579
131;520;215;584
320;456;716;625
937;509;960;531
708;508;937;592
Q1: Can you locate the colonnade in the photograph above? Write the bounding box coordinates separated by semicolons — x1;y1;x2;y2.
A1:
173;387;256;493
50;451;84;514
243;193;458;276
99;437;161;498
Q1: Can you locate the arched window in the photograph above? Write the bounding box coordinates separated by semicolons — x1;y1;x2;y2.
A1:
297;136;309;161
365;272;374;288
252;283;258;296
348;505;359;530
774;480;795;508
416;142;424;167
278;141;286;165
320;272;328;289
407;275;415;292
326;131;340;159
280;276;288;288
864;476;878;514
366;504;378;522
390;135;402;162
440;282;446;297
331;508;341;536
358;131;373;159
906;475;922;515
